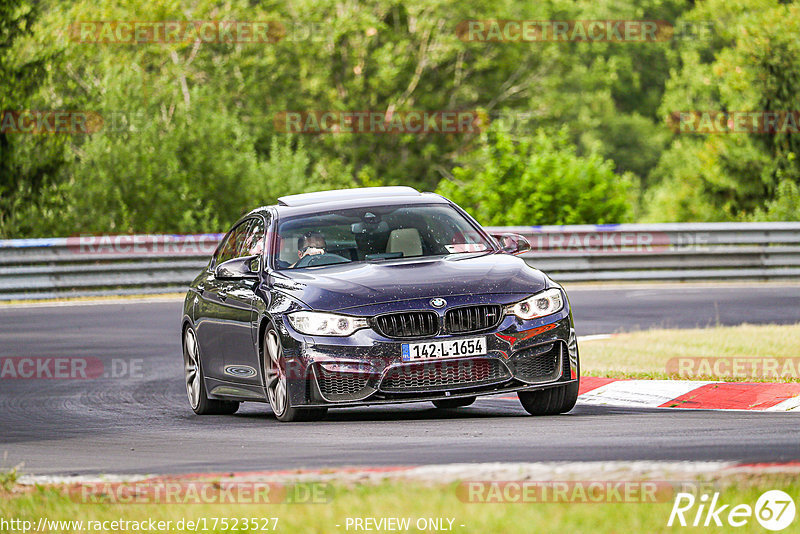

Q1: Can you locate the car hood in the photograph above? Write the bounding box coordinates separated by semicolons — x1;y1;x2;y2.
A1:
269;252;548;311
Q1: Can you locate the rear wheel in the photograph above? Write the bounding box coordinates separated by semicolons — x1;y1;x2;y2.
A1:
432;396;476;409
183;326;239;415
263;326;327;422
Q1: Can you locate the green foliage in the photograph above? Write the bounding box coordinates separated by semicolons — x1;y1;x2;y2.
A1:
437;126;633;225
752;180;800;222
41;103;328;235
649;0;800;220
2;0;799;237
0;0;68;221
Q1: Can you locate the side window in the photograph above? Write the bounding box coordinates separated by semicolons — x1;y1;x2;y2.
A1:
232;220;251;258
212;231;234;269
242;217;266;257
215;221;250;266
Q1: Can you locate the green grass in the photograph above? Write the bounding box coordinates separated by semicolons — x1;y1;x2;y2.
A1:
581;323;800;381
1;467;18;492
2;478;799;533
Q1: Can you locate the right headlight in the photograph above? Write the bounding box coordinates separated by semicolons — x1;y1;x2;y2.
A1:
505;288;564;320
287;311;368;336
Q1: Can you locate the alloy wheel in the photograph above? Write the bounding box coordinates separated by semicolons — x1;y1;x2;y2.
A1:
265;329;287;416
183;328;201;409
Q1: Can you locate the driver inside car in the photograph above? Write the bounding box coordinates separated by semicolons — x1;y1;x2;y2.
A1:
291;231;327;267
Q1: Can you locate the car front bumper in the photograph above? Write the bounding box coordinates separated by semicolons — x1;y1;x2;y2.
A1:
277;303;579;408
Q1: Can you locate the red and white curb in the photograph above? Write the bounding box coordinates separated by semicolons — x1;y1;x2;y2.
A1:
578;377;800;412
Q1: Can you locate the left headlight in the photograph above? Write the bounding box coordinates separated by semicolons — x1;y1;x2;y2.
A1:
505;288;564;320
287;311;369;336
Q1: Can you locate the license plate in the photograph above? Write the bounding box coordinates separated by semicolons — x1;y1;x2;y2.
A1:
401;337;487;362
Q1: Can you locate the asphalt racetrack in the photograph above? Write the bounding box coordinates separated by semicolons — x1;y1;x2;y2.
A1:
1;284;799;475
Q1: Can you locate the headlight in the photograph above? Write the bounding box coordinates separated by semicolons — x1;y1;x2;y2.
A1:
505;289;564;320
287;311;369;336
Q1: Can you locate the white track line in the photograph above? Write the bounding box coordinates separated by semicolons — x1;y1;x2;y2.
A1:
766;396;800;412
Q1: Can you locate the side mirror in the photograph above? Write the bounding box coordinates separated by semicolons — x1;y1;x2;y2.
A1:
491;233;532;255
215;255;261;280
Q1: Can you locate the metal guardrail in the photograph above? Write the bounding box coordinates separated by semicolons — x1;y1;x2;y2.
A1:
497;222;800;282
0;234;221;300
0;223;799;300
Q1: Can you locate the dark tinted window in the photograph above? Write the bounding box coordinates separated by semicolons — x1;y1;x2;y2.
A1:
215;221;251;266
242;217;266;257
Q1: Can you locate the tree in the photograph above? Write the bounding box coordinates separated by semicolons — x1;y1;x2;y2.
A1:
0;0;66;231
647;0;800;221
436;125;633;225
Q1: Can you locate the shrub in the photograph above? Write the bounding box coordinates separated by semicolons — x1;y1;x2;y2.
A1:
437;126;633;226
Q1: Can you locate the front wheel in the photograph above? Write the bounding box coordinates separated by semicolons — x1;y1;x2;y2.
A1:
518;379;579;416
263;326;327;422
183;326;239;415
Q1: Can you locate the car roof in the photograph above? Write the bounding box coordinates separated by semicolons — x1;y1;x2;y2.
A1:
277;186;422;207
242;187;451;220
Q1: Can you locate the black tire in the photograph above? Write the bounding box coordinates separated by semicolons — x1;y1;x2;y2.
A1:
518;379;579;415
183;326;240;415
432;396;477;409
263;325;328;423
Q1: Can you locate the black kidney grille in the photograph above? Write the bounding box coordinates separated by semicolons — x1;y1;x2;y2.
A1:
445;305;503;334
373;311;439;339
380;358;510;392
512;342;562;383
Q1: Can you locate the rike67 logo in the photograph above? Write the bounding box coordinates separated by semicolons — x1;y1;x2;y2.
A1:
668;490;796;531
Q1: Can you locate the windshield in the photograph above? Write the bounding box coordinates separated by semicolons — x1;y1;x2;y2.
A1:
273;204;493;270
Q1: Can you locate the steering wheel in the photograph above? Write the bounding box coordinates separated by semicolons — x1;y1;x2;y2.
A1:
294;252;350;268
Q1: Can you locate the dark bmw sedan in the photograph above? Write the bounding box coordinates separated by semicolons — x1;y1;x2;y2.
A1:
182;187;579;421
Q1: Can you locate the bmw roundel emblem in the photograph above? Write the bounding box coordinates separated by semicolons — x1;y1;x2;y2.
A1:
430;298;447;308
